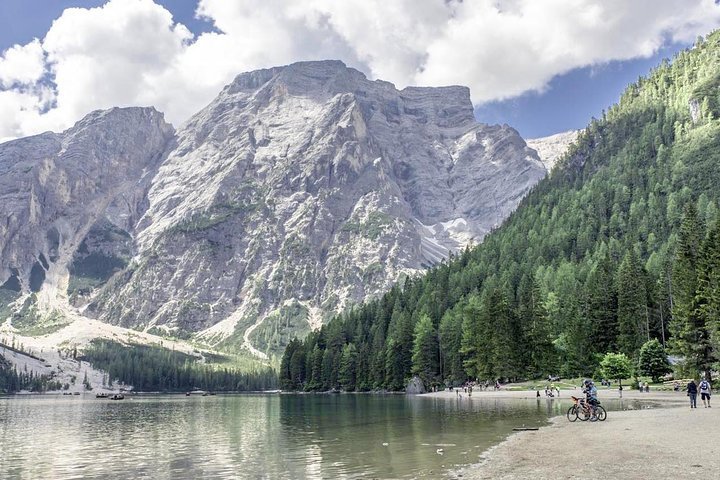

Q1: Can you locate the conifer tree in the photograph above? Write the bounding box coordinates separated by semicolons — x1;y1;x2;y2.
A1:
461;294;493;380
411;314;439;387
338;343;358;391
520;275;556;377
616;249;649;358
439;307;466;386
584;253;619;353
671;205;712;376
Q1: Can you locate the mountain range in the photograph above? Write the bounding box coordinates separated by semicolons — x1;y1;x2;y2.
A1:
0;60;560;360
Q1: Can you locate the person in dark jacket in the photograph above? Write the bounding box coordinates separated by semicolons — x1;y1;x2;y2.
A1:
687;379;698;408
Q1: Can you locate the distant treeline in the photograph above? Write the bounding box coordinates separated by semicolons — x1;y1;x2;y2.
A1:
0;356;62;393
80;340;277;392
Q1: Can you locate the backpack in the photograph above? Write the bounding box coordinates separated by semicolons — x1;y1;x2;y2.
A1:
700;380;710;392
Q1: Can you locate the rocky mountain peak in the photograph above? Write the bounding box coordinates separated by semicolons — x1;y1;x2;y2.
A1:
1;64;546;360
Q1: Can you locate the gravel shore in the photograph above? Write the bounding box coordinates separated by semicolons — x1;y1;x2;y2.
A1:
431;389;719;480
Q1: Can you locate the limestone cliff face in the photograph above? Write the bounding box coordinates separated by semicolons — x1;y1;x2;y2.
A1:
1;61;546;358
526;130;579;172
0;108;174;311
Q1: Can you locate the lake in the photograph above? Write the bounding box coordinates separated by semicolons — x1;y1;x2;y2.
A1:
0;393;648;479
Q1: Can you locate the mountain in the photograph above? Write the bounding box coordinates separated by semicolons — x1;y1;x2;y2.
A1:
0;60;546;360
526;130;579;171
0;108;174;329
279;32;720;391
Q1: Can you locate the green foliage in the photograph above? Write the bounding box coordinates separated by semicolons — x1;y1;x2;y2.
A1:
68;252;127;294
411;314;438;386
637;339;672;382
670;205;716;377
338;343;358;391
169;184;266;234
249;301;311;356
80;340;277;392
0;353;62;393
341;212;394;240
600;352;634;382
0;287;20;321
615;250;648;357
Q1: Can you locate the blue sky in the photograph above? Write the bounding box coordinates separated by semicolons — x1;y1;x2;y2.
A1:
475;45;688;138
0;1;717;141
0;1;212;46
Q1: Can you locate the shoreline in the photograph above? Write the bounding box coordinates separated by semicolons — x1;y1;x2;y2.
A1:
420;385;689;402
432;389;717;479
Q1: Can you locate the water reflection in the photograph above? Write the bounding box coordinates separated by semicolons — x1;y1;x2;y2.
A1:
0;394;660;480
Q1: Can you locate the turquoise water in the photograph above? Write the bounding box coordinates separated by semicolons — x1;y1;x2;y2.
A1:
0;394;646;479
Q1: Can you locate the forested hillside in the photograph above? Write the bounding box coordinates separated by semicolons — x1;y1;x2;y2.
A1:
80;341;277;392
0;355;62;393
280;31;720;391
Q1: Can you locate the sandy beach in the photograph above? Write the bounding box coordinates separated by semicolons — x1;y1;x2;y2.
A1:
421;388;719;479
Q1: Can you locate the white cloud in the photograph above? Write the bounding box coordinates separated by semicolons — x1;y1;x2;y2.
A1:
417;0;720;102
0;39;45;88
1;0;720;141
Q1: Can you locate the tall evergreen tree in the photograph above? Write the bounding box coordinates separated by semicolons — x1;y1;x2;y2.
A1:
584;252;619;353
695;216;720;374
384;303;413;390
439;307;466;386
520;275;556;377
489;286;524;380
671;205;713;376
411;314;439;387
615;249;649;357
338;343;358;391
461;294;493;380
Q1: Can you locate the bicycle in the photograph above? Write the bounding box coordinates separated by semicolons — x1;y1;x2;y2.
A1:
567;395;607;422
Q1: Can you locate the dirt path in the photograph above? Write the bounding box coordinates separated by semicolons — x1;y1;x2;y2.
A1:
450;401;720;480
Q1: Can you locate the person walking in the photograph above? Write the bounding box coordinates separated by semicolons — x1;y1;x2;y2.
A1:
687;379;698;409
699;378;712;408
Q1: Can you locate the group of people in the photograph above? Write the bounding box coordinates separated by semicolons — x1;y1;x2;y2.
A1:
544;383;560;397
454;380;502;398
686;378;712;408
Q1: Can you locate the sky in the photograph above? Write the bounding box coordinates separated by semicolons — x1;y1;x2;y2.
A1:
1;0;720;142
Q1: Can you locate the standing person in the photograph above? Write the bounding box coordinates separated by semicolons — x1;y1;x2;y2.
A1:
699;378;712;408
583;380;599;419
687;379;698;409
